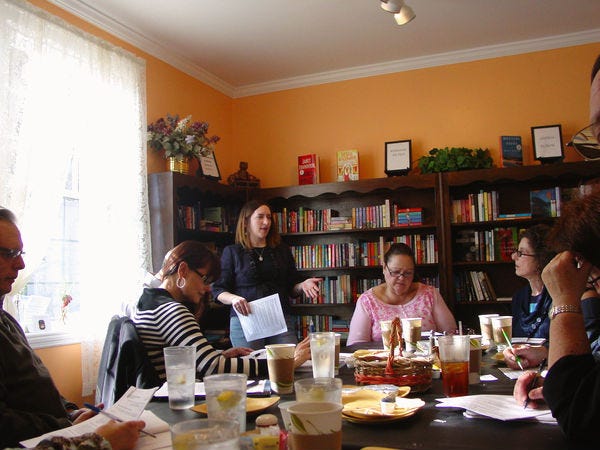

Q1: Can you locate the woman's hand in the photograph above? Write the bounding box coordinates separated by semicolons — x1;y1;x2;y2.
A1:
231;296;251;316
71;402;105;424
294;336;311;368
542;251;590;307
300;278;323;300
503;345;547;370
96;420;146;450
513;371;545;409
223;346;254;358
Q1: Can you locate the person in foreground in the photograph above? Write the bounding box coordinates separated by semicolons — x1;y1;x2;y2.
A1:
212;200;321;349
502;225;555;369
133;240;310;380
347;243;456;346
0;207;144;449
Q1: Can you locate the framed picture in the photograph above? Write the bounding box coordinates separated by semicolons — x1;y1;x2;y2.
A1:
197;150;221;180
385;140;412;176
531;125;564;163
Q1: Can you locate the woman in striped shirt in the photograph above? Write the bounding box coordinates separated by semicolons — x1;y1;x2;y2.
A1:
133;240;310;381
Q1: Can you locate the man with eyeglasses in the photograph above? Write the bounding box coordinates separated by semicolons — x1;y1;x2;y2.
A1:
0;208;144;447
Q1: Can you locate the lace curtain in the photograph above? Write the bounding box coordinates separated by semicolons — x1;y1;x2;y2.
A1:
0;0;151;395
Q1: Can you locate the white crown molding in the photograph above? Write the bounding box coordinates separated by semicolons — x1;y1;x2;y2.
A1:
46;0;600;99
234;29;600;97
47;0;236;97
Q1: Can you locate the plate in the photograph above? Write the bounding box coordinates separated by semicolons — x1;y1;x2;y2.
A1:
342;398;424;423
191;396;280;415
342;407;420;424
341;386;410;404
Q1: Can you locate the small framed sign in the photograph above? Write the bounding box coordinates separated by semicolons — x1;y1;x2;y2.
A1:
197;150;221;180
531;125;564;163
385;140;412;176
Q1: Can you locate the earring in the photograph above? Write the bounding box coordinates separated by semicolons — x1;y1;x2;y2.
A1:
176;276;186;289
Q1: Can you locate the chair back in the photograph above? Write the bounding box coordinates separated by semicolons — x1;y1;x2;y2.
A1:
95;315;160;407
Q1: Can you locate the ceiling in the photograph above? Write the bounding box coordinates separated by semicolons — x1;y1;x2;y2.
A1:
50;0;600;98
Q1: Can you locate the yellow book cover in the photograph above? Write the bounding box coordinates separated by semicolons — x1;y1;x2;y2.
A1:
337;149;359;181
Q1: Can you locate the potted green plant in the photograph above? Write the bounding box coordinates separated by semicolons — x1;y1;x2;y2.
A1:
417;147;493;174
147;113;220;174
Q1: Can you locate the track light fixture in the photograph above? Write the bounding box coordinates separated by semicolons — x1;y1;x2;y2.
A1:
380;0;416;26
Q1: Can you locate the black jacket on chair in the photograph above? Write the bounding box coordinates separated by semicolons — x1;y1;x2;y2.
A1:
95;315;160;407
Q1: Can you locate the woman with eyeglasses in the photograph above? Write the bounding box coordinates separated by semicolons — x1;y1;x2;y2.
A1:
502;225;556;369
347;243;456;346
132;240;310;381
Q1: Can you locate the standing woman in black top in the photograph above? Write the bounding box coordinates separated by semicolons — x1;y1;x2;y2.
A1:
212;200;321;349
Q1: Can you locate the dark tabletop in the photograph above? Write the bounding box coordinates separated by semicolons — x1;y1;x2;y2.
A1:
147;351;586;450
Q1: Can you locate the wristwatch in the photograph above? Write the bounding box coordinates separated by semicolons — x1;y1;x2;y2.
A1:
548;304;582;320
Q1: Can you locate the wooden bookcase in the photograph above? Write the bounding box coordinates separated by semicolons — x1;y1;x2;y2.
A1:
148;160;600;337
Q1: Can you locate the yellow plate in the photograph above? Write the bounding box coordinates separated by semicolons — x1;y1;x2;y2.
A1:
492;352;505;361
342;408;419;424
341;386;410;405
342;399;424;420
191;396;280;415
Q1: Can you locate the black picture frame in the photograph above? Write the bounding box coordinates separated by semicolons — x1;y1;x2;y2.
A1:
197;150;221;180
531;125;564;164
385;140;412;176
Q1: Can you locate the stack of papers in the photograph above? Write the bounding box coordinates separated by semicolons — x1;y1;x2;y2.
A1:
436;395;557;423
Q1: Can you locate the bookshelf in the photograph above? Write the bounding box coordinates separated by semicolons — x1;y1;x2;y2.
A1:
148;160;600;338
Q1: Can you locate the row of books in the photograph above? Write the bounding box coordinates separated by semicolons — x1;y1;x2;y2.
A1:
272;204;424;234
451;186;574;224
291;234;438;269
177;205;235;232
291;275;383;305
454;227;522;263
295;315;350;339
455;270;497;303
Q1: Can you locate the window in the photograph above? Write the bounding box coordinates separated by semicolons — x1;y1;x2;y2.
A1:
0;0;151;394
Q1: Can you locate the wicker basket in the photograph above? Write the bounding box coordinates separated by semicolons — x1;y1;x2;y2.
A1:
352;318;433;392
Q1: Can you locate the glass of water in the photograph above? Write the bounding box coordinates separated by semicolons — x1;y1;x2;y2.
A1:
204;373;247;433
310;332;335;378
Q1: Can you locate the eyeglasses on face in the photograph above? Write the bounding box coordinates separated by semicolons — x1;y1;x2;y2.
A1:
191;269;213;285
0;246;25;259
385;265;414;279
567;122;600;160
512;250;536;258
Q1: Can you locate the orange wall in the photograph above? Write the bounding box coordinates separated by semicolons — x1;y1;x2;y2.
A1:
233;44;600;187
23;0;600;401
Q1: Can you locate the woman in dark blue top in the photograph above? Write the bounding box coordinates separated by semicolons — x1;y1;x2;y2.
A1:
212;200;321;349
503;224;555;369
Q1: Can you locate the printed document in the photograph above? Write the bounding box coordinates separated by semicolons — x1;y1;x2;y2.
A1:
235;293;287;341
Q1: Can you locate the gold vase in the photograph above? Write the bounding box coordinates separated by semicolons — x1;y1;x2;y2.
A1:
166;156;190;175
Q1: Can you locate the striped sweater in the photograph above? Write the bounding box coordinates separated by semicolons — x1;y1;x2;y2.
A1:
133;288;266;380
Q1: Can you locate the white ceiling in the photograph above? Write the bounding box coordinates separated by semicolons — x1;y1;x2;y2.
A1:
50;0;600;98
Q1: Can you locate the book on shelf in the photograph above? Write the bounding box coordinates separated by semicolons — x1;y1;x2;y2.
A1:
337;149;359;182
530;187;561;218
454;229;477;262
500;136;523;167
298;153;320;185
455;270;497;302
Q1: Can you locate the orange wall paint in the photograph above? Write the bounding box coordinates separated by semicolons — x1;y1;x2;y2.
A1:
234;44;600;187
20;1;600;402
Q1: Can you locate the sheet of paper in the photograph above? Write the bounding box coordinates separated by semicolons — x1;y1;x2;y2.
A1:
21;410;169;448
435;394;554;421
153;379;269;397
498;367;525;380
235;293;287;341
111;386;158;420
480;374;498;381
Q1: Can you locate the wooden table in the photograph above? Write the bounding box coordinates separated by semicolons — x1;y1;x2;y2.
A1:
147;353;586;450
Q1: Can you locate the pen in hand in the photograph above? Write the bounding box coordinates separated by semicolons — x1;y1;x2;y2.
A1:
523;358;547;409
501;328;524;370
83;403;156;438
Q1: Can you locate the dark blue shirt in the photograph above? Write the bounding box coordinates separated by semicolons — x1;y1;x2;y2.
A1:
212;243;302;318
511;285;552;340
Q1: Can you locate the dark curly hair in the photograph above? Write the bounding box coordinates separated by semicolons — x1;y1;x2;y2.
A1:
519;224;555;272
548;187;600;269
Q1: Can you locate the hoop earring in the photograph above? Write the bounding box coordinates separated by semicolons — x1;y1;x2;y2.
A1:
176;276;186;289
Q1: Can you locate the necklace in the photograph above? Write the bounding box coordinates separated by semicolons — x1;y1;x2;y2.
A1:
254;247;266;262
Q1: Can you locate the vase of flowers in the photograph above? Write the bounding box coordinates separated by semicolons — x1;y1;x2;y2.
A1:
147;113;220;175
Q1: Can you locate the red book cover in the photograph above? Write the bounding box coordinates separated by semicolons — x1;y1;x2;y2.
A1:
298;153;320;185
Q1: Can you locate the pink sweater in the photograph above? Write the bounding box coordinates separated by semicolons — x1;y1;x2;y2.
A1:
347;283;449;346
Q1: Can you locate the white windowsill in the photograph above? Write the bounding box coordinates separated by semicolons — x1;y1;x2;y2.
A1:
27;330;81;349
